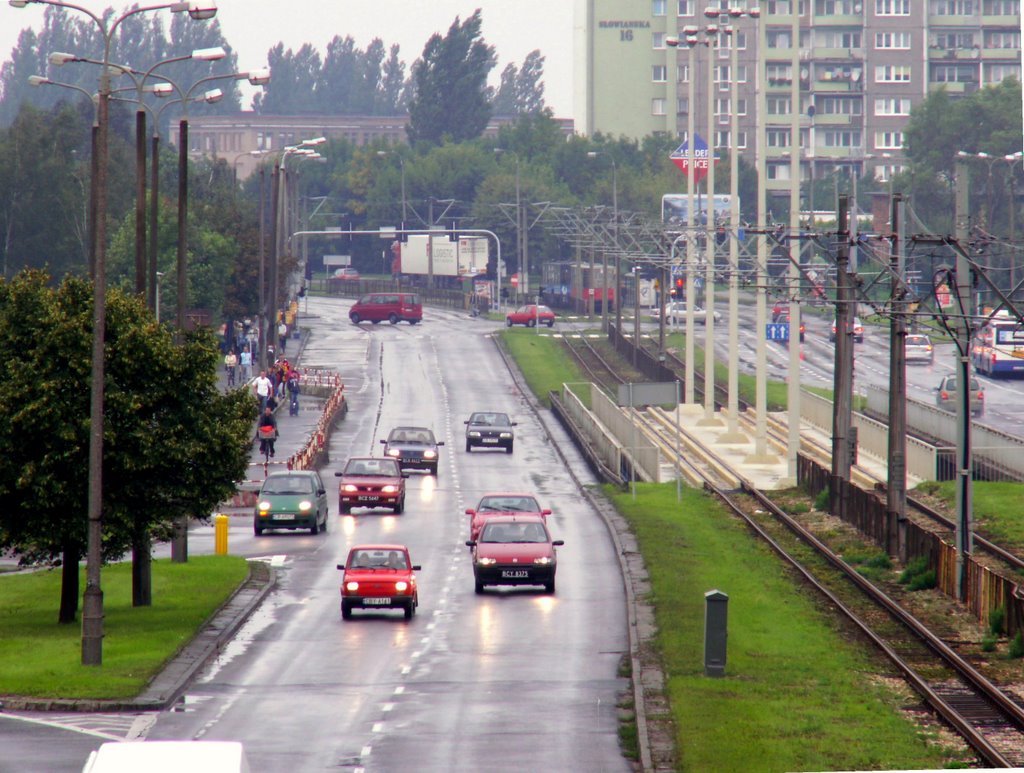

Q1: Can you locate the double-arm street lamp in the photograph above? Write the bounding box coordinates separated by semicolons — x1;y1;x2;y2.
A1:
376;149;408;228
494;148;523;303
10;0;218;666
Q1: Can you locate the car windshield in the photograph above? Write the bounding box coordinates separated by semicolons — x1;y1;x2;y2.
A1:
471;413;510;427
349;549;408;570
477;496;540;512
390;428;434;444
345;459;400;476
480;522;548;543
260;476;313;495
908;336;929;345
943;377;982;391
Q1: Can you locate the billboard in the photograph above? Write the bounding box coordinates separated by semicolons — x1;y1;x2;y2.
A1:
662;194;736;226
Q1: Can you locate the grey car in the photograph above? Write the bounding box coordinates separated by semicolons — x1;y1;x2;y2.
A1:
935;374;984;417
905;334;934;365
464;412;516;453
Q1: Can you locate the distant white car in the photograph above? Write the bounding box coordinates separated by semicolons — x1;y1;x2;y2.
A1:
648;301;721;325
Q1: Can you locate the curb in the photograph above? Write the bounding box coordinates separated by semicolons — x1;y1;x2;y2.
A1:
1;561;276;713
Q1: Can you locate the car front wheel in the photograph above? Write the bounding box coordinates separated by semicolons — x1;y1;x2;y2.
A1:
341;600;353;620
350;313;361;324
474;578;485;594
465;440;473;452
544;577;555;594
404;600;415;620
505;318;513;327
526;318;536;328
389;313;399;325
506;441;514;454
394;496;405;514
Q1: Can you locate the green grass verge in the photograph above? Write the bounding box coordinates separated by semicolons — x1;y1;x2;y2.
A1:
612;483;956;771
914;480;1024;555
0;556;250;700
499;328;587;408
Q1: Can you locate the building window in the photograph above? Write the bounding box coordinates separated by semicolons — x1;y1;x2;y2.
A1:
875;0;911;13
933;32;976;48
767;30;793;48
678;0;693;14
652;98;667;115
875;64;912;82
930;0;975;13
982;0;1018;13
653;64;668;82
818;96;863;114
816;0;857;13
817;29;862;48
874;97;912;115
823;130;862;147
767;95;792;115
767;128;792;147
715;97;749;116
985;62;1022;82
766;63;794;84
653;32;667;48
875;31;911;49
680;63;691;82
985;30;1020;48
931;64;977;82
875;131;904;149
653;0;667;14
767;163;792;181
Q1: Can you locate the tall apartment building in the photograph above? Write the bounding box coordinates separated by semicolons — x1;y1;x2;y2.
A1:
575;0;1022;199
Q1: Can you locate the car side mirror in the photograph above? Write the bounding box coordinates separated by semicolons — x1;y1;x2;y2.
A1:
541;509;552;516
334;471;344;477
336;564;345;570
401;472;410;478
465;509;475;516
511;422;518;426
463;420;469;425
318;489;326;496
411;565;422;571
552;540;564;546
380;439;387;444
465;540;476;547
436;441;445;446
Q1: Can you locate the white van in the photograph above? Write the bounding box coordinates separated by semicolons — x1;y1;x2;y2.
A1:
82;741;251;773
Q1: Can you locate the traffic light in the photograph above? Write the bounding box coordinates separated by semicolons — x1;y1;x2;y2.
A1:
675;277;684;292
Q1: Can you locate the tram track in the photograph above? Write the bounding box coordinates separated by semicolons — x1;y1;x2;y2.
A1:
564;336;1024;766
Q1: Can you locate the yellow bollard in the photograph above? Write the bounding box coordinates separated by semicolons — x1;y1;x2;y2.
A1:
214;514;229;555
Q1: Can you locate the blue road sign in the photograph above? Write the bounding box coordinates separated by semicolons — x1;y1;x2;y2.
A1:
766;323;789;341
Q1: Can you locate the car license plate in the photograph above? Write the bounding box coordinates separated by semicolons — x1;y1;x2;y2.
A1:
501;570;529;579
363;597;389;605
482;438;499;444
274;514;295;520
361;496;380;501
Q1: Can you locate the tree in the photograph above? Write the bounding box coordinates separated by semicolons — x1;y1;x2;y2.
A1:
0;270;253;620
253;43;323;114
490;51;546;117
406;11;496;145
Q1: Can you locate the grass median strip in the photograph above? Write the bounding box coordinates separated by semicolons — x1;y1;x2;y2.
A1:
0;556;249;700
611;482;959;771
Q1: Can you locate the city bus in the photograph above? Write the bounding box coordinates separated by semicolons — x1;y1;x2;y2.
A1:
971;310;1024;377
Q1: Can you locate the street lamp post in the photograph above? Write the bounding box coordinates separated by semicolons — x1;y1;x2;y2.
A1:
699;9;721;426
376;150;408;228
11;0;216;666
495;148;522;305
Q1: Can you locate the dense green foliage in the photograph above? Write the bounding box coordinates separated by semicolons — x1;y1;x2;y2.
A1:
0;271;254;615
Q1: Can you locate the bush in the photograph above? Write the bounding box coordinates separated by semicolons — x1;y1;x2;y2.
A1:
988;606;1006;637
898;556;936;590
981;633;998;652
814;487;830;512
1009;632;1024;660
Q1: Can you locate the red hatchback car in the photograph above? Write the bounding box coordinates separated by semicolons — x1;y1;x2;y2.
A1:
466;514;563;594
337;544;420;619
506;304;555;328
465;493;551;543
335;457;407;514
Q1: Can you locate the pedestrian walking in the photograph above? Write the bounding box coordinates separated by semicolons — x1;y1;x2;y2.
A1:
256;406;278;459
253;370;272;411
239;347;252;382
287;369;300;416
224;349;238;387
278;319;288;354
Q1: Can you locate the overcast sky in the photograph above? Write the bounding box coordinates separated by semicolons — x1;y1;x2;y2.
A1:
0;0;575;116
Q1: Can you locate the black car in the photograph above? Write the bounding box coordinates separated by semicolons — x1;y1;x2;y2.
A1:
380;426;444;475
464;411;516;453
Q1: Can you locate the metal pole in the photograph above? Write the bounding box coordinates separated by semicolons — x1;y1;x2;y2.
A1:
785;0;802;483
613;160;621;336
148;131;159;311
685;40;698;404
887;194;908;561
170;116;189;564
831;198;853;518
135;107;146;296
700;24;718;424
953;157;974;601
722;17;744;443
258;166;266;371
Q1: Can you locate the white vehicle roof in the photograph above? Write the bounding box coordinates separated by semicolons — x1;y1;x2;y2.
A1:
82;741;250;773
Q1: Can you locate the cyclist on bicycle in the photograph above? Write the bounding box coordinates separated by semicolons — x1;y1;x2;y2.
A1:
256;406;278;458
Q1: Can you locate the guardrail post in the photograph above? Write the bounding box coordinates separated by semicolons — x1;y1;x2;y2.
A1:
214;514;229;556
704;589;729;677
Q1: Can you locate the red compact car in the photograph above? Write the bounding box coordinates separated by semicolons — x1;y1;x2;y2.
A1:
466;514;563;594
337;544;420;619
465;493;551;543
335;457;407;514
505;304;555;328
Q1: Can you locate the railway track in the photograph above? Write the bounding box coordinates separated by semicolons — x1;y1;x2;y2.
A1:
563;336;1024;766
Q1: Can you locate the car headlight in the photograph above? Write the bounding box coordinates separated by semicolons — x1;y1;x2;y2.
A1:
394;581;409;592
499;432;512;439
258;501;272;512
345;581;359;592
382;485;398;493
533;556;553;565
386;448;400;457
477;557;497;566
298;500;312;511
468;430;481;438
423;450;436;459
342;484;358;493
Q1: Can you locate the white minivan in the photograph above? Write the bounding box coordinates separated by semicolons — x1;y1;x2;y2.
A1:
82;741;251;773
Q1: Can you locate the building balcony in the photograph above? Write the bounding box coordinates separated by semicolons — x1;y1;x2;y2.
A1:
928;80;979;93
926;14;983;26
811;113;859;125
812;47;866;60
982;46;1021;60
